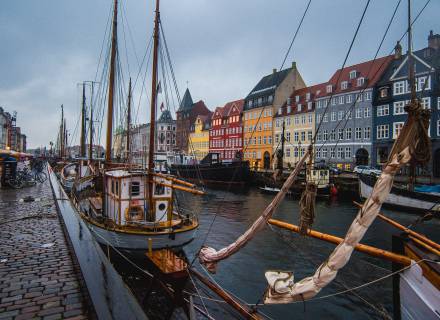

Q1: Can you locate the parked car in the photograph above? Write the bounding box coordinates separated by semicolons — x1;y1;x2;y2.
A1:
353;165;381;176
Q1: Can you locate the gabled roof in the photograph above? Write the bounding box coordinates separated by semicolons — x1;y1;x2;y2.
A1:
377;47;440;86
275;83;327;118
178;88;194;111
211;99;244;120
244;67;293;108
326;55;393;95
194;112;213;130
157;109;174;123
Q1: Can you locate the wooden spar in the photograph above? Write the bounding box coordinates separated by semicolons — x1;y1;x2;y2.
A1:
408;235;440;256
353;201;440;251
64;119;67;158
105;0;118;163
148;0;160;220
189;269;261;320
156;181;205;195
126;77;132;159
153;172;196;188
80;82;86;158
89;82;94;160
60;105;64;158
268;219;412;266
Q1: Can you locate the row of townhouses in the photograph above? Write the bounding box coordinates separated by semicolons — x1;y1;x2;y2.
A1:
114;30;440;177
0;107;26;152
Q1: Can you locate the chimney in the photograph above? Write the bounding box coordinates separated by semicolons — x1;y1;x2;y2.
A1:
394;41;402;59
272;68;277;74
291;61;297;69
428;30;440;51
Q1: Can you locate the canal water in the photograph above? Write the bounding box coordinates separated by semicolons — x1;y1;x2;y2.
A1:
180;187;440;320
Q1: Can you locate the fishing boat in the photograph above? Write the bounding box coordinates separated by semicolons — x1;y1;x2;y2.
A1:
359;174;440;213
56;0;203;251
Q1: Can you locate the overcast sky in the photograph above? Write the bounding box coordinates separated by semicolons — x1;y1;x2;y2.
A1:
1;0;438;149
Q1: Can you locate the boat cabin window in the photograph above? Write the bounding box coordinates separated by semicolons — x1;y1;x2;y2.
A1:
155;184;165;195
131;181;140;196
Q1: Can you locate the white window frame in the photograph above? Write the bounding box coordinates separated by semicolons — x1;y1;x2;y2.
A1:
393;122;404;139
377;124;389;139
393;101;406;115
393;81;405;95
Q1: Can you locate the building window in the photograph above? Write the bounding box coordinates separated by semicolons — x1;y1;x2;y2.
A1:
341;81;348;90
393;122;404;139
326;85;333;93
323;114;328;122
317;132;322;141
364;127;371;139
349;70;357;79
286;117;291;126
307;131;312;141
438;97;440;110
316;149;321;158
294;147;299;158
364;107;371;118
323;130;328;141
377;124;389;139
294;116;299;125
330;130;336;140
278;107;283;115
317;114;322;124
345;128;352;140
322;148;328;158
345;147;351;159
338;111;343;120
298;104;302;111
331;112;336;121
308;114;313;123
294;132;299;142
364;91;372;101
437;120;440;136
287;105;292;113
330;148;335;158
394;101;406;115
357;77;365;87
377;105;389;117
306;93;311;101
416;76;431;91
337;147;344;159
338;129;343;140
307;102;313;110
286;132;291;142
301;115;306;124
421;97;431;109
295;95;300;102
268;95;274;103
379;88;388;98
301;131;306;141
286;148;291;157
393;81;405;95
346;94;353;103
355;127;362;140
275;134;279;143
331;97;337;105
356;108;362;119
339;96;345;104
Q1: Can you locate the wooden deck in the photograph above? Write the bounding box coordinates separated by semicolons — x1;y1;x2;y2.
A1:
147;249;188;278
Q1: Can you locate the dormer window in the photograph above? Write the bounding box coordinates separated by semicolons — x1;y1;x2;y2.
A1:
341;81;348;90
357;77;365;87
307;102;313;110
268;95;273;103
278;107;282;115
380;87;388;98
306;93;311;101
326;85;333;93
248;100;253;108
287;105;291;113
349;70;357;79
295;95;300;103
297;104;302;112
287;98;292;106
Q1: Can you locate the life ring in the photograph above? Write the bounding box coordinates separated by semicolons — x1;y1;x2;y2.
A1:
125;206;144;222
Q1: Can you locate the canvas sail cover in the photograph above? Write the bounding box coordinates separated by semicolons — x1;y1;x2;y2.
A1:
264;101;431;304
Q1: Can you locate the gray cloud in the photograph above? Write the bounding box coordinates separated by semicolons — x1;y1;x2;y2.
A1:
1;0;438;148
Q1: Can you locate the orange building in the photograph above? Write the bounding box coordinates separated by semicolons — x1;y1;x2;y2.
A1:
242;63;305;169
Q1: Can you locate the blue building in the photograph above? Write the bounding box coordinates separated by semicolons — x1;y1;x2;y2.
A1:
372;31;440;177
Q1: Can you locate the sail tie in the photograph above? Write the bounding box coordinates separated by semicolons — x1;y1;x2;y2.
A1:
299;182;317;235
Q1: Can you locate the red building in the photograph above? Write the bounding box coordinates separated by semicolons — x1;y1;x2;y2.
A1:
209;99;244;160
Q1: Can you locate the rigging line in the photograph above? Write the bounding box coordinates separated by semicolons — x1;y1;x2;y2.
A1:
313;0;371;143
279;0;312;71
159;21;181;104
315;0;429;160
134;37;154;126
94;2;113;82
120;2;131;79
187;270;211;318
316;0;401;158
121;1;141;69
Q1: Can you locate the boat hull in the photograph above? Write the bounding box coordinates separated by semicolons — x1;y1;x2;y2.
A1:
84;219;198;250
359;174;440;213
170;161;250;186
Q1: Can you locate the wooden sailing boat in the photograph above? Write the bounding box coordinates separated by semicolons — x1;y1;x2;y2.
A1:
67;0;202;251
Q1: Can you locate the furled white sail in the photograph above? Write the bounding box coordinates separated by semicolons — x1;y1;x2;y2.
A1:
264;102;431;304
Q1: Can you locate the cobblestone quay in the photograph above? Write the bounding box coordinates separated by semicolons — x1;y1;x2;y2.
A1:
0;180;90;319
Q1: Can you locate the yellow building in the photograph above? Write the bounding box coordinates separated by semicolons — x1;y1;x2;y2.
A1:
188;114;211;160
243;63;305;170
273;83;325;168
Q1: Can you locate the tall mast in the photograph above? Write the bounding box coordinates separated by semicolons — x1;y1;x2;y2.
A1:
80;82;86;158
407;0;416;104
148;0;160;219
64;119;67;159
89;83;94;160
126;77;132;158
105;0;118;163
60;104;64;158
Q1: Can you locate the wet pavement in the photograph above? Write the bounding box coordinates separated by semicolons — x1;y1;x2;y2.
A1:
0;180;90;319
